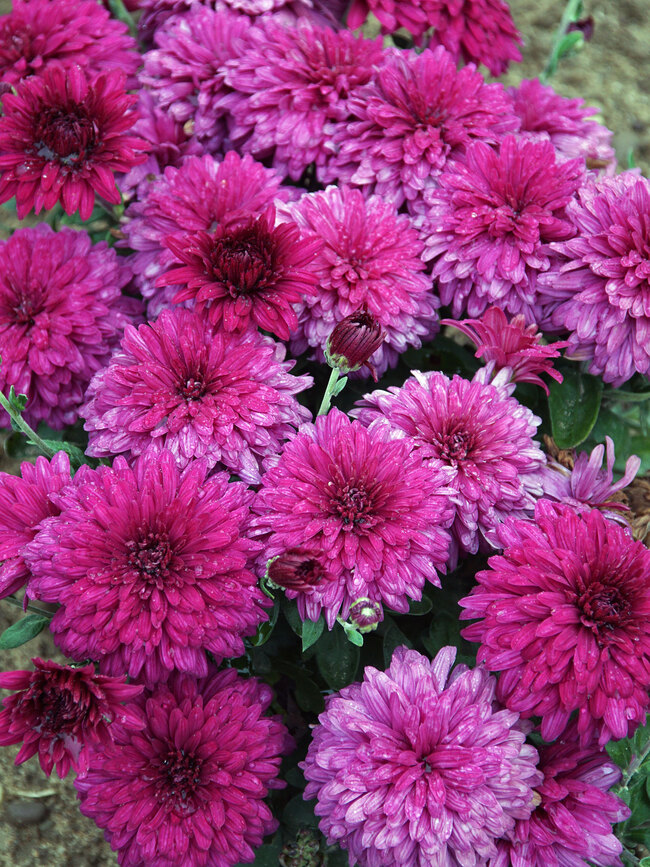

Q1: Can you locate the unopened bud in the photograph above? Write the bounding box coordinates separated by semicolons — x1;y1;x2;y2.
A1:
266;548;325;593
348;598;384;633
325;307;385;380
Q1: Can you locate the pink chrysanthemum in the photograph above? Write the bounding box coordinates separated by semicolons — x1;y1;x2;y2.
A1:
157;207;322;339
252;409;454;627
491;724;629;867
25;450;268;686
509;78;615;170
302;646;541;867
326;46;518;209
286;186;438;378
0;452;70;600
75;669;291;867
121;152;286;308
423;136;583;322
0;0;140;87
83;309;312;483
460;500;650;747
441;306;566;394
0;224;139;429
353;371;545;565
544;173;650;385
0;65;148;221
0;658;143;779
224;20;383;181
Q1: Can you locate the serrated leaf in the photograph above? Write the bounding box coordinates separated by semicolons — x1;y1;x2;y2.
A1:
39;439;87;470
0;615;50;649
7;385;27;413
302;616;324;652
606;738;633;770
548;365;603;448
316;625;360;691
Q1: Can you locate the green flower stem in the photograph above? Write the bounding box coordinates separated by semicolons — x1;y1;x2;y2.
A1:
540;0;585;82
107;0;138;38
622;738;650;789
317;367;344;416
0;390;57;459
3;595;54;620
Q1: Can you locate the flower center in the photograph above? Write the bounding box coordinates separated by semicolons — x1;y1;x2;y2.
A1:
13;292;38;326
36;689;80;734
178;376;205;401
578;580;630;635
209;224;277;299
432;426;473;464
126;530;173;587
153;747;204;816
335;483;371;526
34;107;98;166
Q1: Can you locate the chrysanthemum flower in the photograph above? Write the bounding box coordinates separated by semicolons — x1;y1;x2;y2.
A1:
0;452;70;600
286;186;438;378
460;500;650;747
509;78;615;170
83;309;312;483
491;724;629;867
326;46;518;209
224;20;383;181
302;646;541;867
0;224;139;429
25;450;267;686
423;136;583;322
0;659;143;779
353;371;545;564
252;409;454;627
75;669;291;867
0;65;148;221
158;207;322;339
544;173;650;385
0;0;140;87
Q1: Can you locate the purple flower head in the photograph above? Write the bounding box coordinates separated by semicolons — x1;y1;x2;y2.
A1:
0;658;143;779
545;173;650;385
345;0;429;37
442;307;567;394
75;668;292;867
0;452;70;600
0;65;148;221
252;409;454;627
287;186;438;379
347;597;383;632
83;308;312;484
353;371;545;566
158;207;322;340
325;306;386;379
266;546;327;593
302;646;541;867
461;500;650;747
0;0;140;87
326;46;518;209
424;136;584;323
224;20;383;181
25;450;269;686
0;224;139;429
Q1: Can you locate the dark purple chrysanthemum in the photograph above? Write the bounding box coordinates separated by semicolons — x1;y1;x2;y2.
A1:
0;0;140;87
83;308;312;483
326;46;518;209
75;669;291;867
460;500;650;747
0;452;70;600
325;306;386;379
0;658;143;779
0;224;139;429
544;173;650;385
158;207;322;339
252;409;454;627
302;646;541;867
224;20;383;181
286;186;438;378
353;371;545;565
0;65;148;221
25;450;268;686
423;136;583;322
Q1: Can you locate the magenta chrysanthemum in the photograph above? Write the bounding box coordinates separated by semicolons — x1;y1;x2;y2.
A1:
545;173;650;385
423;136;583;322
25;450;268;685
0;224;139;429
75;669;291;867
224;20;383;181
491;724;629;867
0;65;148;221
302;646;541;867
252;409;454;627
286;186;438;378
326;46;518;209
460;500;650;747
83;309;312;483
353;371;545;564
0;452;70;600
0;658;143;779
158;207;322;339
0;0;140;86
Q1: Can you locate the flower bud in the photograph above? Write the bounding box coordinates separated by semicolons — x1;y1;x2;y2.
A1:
348;598;384;633
325;307;385;379
266;547;325;593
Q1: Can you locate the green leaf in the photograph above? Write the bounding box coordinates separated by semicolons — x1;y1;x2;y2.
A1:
282;599;304;637
249;600;279;647
382;619;412;668
548;365;603;448
241;839;283;867
302;616;324;652
555;29;584;60
7;385;27;413
606;737;632;770
407;597;433;616
316;625;360;691
39;439;87;470
0;615;50;649
282;794;320;832
274;661;324;714
640;857;650;867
